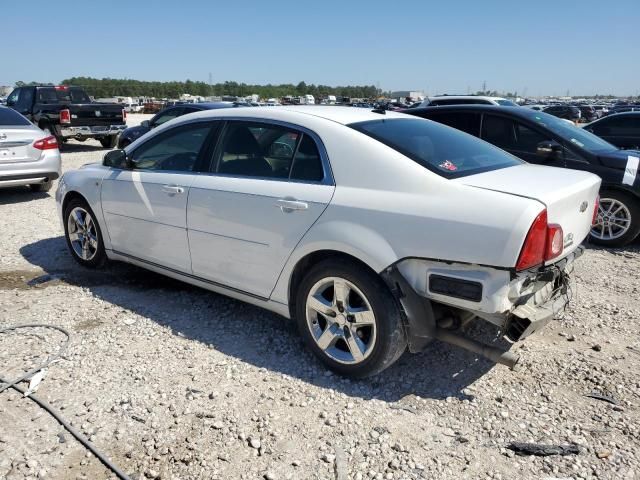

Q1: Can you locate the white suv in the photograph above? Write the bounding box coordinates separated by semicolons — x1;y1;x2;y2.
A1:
421;95;519;107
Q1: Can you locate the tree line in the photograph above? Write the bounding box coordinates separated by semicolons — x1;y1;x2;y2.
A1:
15;77;382;100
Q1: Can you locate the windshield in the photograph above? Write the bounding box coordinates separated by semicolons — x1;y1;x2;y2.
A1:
0;107;31;126
495;99;518;106
349;118;523;178
529;111;616;152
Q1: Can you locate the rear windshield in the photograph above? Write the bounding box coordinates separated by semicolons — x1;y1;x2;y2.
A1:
0;107;31;126
37;87;91;104
349;118;523;178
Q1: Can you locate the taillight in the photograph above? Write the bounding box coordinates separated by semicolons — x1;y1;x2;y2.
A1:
592;195;600;225
516;209;564;271
545;224;564;261
122;108;127;122
33;135;59;150
60;109;71;124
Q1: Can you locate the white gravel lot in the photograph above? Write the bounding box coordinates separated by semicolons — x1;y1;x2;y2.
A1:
1;116;639;480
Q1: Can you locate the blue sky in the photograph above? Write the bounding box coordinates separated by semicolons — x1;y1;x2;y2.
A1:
2;0;639;96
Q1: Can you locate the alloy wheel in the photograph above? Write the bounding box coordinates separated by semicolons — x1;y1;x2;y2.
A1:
305;277;377;364
591;198;632;241
67;207;99;261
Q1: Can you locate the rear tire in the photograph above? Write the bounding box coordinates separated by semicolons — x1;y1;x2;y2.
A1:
295;259;406;378
590;190;640;247
63;197;108;268
100;135;117;149
29;180;52;192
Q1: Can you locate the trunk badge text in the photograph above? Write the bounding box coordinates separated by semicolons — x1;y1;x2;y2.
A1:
0;133;6;140
579;201;588;212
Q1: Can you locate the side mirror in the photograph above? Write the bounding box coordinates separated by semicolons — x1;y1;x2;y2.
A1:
536;140;562;160
141;120;150;128
103;149;130;169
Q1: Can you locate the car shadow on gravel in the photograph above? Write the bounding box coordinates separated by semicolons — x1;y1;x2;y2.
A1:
20;236;512;402
0;187;51;205
60;142;110;153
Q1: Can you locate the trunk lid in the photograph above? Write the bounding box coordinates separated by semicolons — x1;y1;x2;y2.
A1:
453;164;601;262
0;126;43;163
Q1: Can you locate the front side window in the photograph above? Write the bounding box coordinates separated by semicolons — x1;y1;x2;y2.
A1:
129;123;211;172
214;121;325;181
350;118;522;178
528;111;615;153
6;89;20;106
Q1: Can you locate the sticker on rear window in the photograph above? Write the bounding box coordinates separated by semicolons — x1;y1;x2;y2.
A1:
439;160;458;171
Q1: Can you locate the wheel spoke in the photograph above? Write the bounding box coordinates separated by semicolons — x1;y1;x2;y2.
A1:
74;210;84;228
308;294;335;317
316;325;338;350
345;333;365;362
68;232;80;242
333;280;350;307
349;307;375;326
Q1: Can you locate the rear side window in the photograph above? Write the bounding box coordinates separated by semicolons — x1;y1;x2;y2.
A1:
481;115;516;148
427;112;481;136
0;107;31;126
37;87;91;104
350;118;522;178
214;121;325;182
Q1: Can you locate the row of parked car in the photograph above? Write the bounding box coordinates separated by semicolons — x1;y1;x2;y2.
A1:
1;84;638;377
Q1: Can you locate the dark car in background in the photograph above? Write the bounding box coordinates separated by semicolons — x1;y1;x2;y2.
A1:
6;85;126;148
406;105;640;246
585;112;640;150
543;105;581;122
117;102;246;148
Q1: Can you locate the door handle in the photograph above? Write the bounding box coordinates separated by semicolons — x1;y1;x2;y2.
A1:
161;185;184;195
275;198;308;213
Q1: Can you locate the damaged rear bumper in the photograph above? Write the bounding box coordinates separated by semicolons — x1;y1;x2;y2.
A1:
381;247;583;368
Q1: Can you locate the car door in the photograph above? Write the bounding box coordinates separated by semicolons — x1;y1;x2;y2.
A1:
101;120;216;272
480;114;565;168
187;120;335;298
589;116;640;150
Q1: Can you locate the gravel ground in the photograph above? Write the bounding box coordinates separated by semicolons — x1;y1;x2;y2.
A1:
1;119;639;479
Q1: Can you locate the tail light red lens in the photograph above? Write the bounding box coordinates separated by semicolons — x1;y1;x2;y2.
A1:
545;224;564;261
516;209;564;271
122;108;127;122
592;195;600;225
60;109;71;124
33;135;59;150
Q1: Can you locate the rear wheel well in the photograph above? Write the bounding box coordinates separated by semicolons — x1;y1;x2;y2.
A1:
288;250;381;318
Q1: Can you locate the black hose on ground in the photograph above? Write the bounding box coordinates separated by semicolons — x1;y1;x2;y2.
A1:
0;324;131;480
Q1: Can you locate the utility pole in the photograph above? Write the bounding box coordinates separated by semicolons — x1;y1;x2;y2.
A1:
208;72;213;96
482;80;486;93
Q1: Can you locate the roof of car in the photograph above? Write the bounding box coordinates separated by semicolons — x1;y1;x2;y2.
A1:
183;105;407;125
429;95;508;101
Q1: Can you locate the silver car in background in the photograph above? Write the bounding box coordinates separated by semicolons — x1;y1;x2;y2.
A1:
0;106;61;192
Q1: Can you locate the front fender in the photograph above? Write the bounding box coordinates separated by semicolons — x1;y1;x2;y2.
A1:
57;165;111;248
269;219;398;305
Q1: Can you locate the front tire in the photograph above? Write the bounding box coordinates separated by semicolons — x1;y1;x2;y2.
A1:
295;259;406;378
63;197;107;268
99;135;118;149
590;190;640;247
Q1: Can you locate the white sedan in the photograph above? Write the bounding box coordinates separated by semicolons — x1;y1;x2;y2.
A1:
56;106;601;377
0;106;61;192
